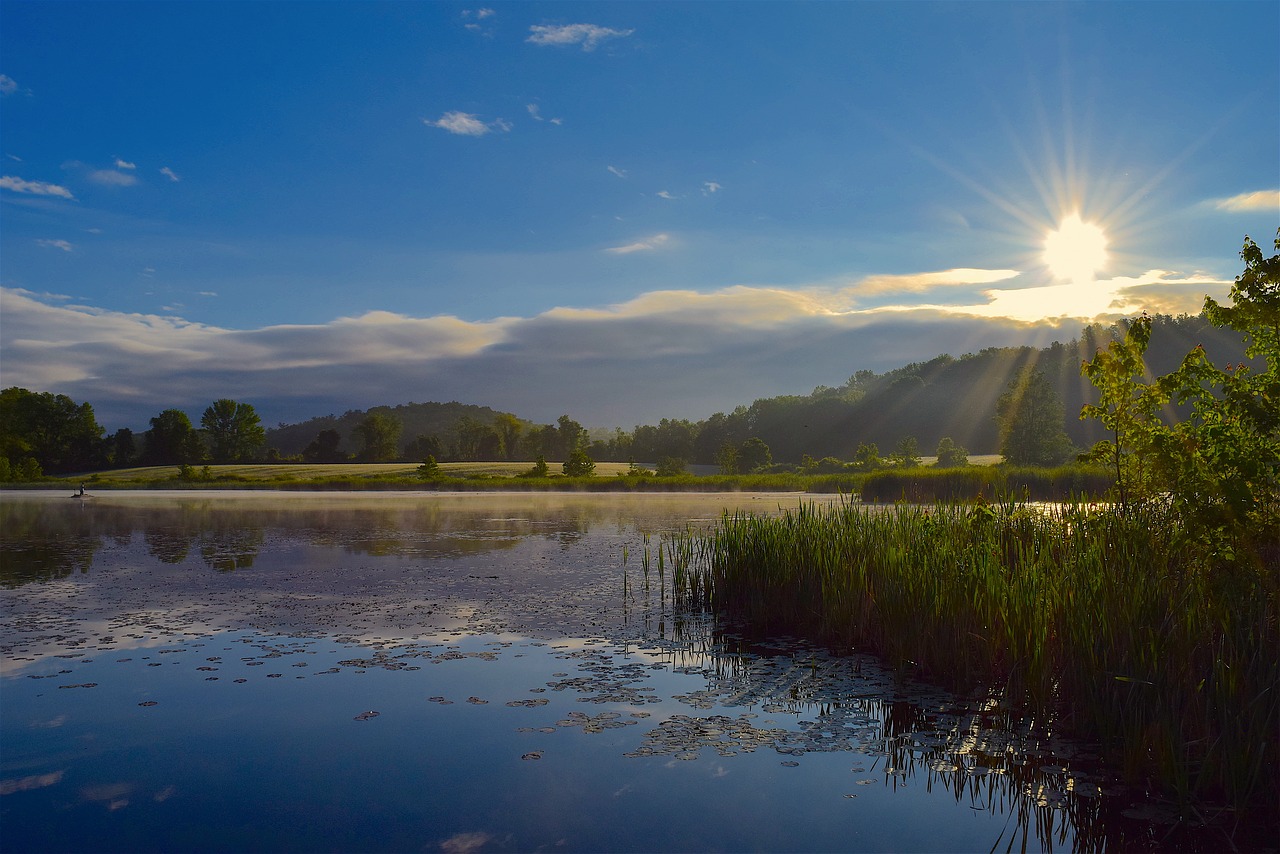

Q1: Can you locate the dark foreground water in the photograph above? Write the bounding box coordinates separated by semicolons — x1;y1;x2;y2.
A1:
0;491;1220;853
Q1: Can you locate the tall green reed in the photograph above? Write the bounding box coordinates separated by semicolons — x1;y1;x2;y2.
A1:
675;498;1278;819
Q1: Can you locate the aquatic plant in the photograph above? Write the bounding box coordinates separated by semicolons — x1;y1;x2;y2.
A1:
674;498;1279;826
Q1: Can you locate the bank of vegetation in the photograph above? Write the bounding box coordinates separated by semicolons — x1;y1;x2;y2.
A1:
667;236;1280;835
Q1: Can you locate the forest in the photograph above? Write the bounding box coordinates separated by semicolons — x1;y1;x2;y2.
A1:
0;312;1255;481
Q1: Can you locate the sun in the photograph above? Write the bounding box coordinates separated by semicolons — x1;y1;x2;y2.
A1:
1043;214;1108;283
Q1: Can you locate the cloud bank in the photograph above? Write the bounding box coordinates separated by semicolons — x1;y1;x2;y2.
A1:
0;266;1230;431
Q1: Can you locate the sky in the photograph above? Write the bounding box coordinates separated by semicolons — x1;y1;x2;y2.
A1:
1;1;1277;432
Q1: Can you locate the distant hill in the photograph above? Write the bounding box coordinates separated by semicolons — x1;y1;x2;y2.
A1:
263;314;1253;464
731;314;1253;461
266;401;517;458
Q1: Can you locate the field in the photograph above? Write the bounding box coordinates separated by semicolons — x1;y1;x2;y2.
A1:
68;461;640;483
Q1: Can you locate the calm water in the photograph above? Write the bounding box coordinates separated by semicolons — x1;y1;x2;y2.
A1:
0;491;1179;853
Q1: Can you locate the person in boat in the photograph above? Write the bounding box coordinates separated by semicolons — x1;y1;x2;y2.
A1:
77;483;86;497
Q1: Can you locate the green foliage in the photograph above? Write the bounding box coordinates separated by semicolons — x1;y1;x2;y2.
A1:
889;435;921;468
109;428;137;468
737;437;772;473
520;456;550;478
624;459;654;477
0;387;106;474
1082;233;1280;558
142;409;205;465
416;455;443;479
354;412;402;462
201;399;265;463
655;457;687;477
302;429;348;463
715;442;739;475
996;369;1074;466
934;436;968;467
684;500;1278;818
851;442;882;471
562;448;596;477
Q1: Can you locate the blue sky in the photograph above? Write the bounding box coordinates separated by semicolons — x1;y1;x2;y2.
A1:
1;1;1277;431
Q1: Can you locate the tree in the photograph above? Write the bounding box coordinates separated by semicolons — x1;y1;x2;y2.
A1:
520;456;550;478
354;412;402;462
556;415;586;459
656;457;686;477
737;437;772;473
995;369;1074;465
852;442;882;470
142;409;204;465
109;428;137;468
1082;233;1279;554
934;437;968;467
417;455;443;479
562;449;596;477
889;435;922;468
201;399;265;463
302;429;348;463
493;413;524;461
404;433;442;463
0;387;106;474
715;442;740;475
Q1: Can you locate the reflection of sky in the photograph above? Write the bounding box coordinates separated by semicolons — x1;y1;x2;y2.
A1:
0;492;1140;850
2;629;1089;853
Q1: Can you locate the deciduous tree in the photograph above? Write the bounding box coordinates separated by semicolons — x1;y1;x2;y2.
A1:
142;409;204;465
996;369;1074;466
354;412;402;462
201;399;265;463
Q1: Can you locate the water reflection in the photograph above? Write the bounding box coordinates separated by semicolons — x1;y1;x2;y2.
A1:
0;491;1230;852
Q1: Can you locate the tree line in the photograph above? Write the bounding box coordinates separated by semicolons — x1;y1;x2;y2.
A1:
0;284;1260;481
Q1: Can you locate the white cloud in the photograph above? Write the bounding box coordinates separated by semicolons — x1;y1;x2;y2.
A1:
848;268;1020;297
114;159;136;170
527;23;634;51
607;166;627;179
655;190;676;200
0;176;74;198
526;103;563;124
606;233;670;254
36;239;73;252
1213;189;1279;212
159;166;181;182
0;74;17;96
702;182;722;194
426;111;510;136
88;169;138;187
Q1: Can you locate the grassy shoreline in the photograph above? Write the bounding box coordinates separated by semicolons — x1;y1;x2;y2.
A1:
7;461;1115;499
670;499;1279;830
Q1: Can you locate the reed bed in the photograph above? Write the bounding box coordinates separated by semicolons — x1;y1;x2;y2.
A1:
673;499;1278;820
856;464;1113;502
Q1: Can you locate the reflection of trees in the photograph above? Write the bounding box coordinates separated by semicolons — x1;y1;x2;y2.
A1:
197;526;264;572
1;495;637;587
0;500;99;587
145;529;191;564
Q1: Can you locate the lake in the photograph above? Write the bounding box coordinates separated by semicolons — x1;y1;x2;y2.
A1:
1;491;1178;852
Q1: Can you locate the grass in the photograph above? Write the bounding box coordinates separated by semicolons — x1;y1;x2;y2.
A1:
670;499;1279;826
20;460;1113;499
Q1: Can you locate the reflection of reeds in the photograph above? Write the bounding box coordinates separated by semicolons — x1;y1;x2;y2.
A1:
668;499;1278;827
